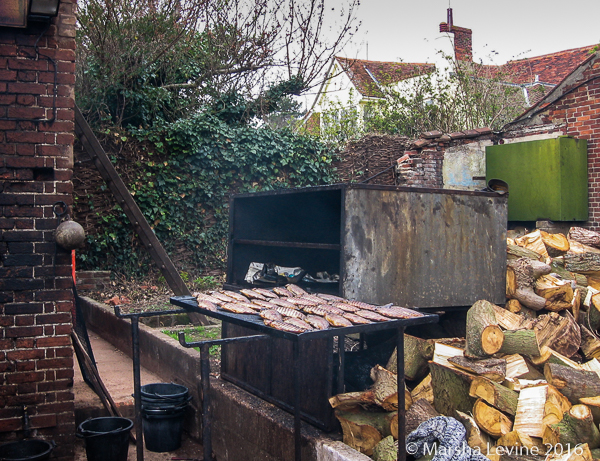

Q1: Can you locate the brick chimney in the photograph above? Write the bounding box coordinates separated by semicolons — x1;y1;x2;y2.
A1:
439;8;473;62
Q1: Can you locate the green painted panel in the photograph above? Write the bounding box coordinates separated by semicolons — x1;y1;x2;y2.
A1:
486;137;588;221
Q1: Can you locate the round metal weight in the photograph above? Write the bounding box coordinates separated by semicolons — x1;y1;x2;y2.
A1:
54;220;85;250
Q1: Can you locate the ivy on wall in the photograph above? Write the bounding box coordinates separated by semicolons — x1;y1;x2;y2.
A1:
76;111;337;277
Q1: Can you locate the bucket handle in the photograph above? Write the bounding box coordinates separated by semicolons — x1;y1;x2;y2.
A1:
77;425;128;439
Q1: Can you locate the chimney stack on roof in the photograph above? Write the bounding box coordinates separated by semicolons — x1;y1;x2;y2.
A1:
439;8;473;62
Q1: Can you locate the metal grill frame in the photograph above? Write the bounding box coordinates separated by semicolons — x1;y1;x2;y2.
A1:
170;295;439;461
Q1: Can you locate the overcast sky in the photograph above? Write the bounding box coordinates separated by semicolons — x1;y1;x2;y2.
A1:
336;0;600;65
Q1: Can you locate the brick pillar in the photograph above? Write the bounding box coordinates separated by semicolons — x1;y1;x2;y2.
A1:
439;23;473;62
0;1;77;459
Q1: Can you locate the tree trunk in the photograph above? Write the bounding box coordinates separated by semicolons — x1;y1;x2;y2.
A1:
505;299;537;319
465;300;504;358
469;376;519;416
473;398;513;438
544;363;600;404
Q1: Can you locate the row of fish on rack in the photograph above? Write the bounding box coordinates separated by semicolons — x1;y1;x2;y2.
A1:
193;284;424;334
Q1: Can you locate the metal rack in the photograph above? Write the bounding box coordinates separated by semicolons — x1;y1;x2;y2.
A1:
170;295;439;461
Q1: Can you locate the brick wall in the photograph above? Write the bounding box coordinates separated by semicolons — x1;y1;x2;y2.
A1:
0;1;77;459
396;149;444;188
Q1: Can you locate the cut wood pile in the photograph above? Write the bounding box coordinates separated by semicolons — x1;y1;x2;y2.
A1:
330;227;600;461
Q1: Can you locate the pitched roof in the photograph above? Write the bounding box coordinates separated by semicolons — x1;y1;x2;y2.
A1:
335;57;435;98
496;45;597;85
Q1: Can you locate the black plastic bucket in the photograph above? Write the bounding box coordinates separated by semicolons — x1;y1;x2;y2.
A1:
142;407;186;452
77;417;133;461
140;383;189;403
0;440;53;461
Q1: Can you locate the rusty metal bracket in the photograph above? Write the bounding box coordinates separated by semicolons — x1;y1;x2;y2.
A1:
74;105;209;326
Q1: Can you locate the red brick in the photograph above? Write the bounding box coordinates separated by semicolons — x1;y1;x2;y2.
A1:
6;371;45;384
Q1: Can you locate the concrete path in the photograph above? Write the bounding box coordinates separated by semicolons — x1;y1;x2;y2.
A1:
73;331;204;461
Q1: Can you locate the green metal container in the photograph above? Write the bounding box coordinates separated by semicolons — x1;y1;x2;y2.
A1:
486;136;588;221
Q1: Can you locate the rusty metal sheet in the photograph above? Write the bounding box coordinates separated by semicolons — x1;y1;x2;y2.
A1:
342;188;507;308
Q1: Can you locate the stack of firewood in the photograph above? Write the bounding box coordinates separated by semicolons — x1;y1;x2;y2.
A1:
330;227;600;461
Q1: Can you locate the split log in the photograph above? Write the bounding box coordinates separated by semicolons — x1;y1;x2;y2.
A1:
580;359;600;376
335;410;393;455
546;443;593;461
455;410;493;452
532;348;581;368
578;396;600;426
543;404;600;450
386;334;434;381
469;376;519;416
569;227;600;249
507;244;546;261
496;430;544;451
370;365;411;411
545;363;600;404
567;239;600;255
504;378;547;391
507;258;551;310
541;231;570;257
507;264;517;299
329;391;378;411
448;356;506;382
432;341;464;368
499;330;541;357
372;436;398;461
429;361;477;416
465;300;504;358
504;354;545;380
487;451;546;461
473;398;513;438
535;275;574;312
532;312;581;358
513;384;571;438
515;230;550;261
584;292;600;332
404;398;439;436
550;261;589;287
564;253;600;274
505;299;537;319
492;303;534;330
411;373;434;404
